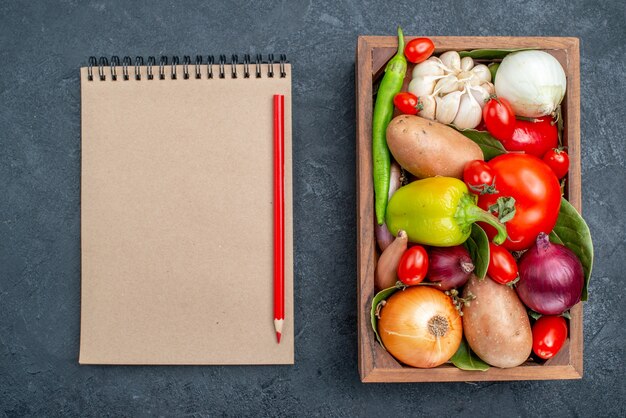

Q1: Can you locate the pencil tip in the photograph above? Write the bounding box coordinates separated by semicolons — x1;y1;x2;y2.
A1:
276;331;282;344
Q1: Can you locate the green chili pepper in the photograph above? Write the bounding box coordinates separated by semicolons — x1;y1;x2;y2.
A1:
385;177;508;247
372;27;407;225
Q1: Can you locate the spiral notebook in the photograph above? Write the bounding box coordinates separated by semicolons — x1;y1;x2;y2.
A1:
79;55;293;365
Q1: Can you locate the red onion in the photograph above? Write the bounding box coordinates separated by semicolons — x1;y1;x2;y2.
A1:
427;245;474;290
516;233;584;315
376;162;402;251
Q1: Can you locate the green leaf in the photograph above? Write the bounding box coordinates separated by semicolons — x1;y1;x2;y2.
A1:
456;129;507;161
549;198;594;301
450;338;490;371
464;224;490;279
528;310;542;321
370;286;399;346
458;48;535;60
488;62;499;83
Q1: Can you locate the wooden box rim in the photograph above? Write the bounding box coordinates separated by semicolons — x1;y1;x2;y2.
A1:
356;36;582;383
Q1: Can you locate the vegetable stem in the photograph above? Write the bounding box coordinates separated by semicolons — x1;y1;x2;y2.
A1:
457;194;508;245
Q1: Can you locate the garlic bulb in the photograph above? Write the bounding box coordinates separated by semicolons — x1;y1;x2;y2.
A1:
469;85;490;109
457;70;480;87
453;90;483;129
434;74;460;95
418;96;437;120
408;75;437;97
494;50;566;117
471;64;492;83
436;91;462;124
481;81;495;95
408;50;493;129
412;59;444;78
439;51;461;73
460;56;474;71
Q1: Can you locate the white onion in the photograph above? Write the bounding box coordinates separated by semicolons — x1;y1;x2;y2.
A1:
495;50;566;117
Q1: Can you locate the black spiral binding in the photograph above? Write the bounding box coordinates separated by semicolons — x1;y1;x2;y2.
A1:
87;54;288;80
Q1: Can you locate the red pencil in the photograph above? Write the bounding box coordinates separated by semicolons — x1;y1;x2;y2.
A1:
273;94;285;344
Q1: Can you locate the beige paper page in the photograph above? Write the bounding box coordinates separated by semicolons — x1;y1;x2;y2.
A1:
79;63;293;364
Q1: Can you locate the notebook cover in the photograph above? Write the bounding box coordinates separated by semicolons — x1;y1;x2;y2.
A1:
79;63;293;364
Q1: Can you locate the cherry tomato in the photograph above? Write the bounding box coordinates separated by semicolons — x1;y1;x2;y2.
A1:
532;315;568;360
483;97;516;141
404;38;435;64
543;148;570;179
397;246;429;286
501;116;558;157
487;243;518;284
478;154;561;251
393;92;419;115
463;160;495;195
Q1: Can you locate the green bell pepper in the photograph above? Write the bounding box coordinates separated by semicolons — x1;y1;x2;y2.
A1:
385;177;507;247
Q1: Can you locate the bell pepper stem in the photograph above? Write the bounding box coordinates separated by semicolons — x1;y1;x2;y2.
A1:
457;194;508;245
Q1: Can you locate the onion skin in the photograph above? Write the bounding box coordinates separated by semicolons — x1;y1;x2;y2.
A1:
375;162;402;251
427;245;474;290
375;230;408;291
378;286;462;368
516;233;584;315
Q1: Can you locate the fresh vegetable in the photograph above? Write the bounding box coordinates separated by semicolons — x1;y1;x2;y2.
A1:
532;315;568;360
408;51;493;129
404;37;435;63
549;198;594;301
393;92;420;115
386;177;508;246
501;116;558;157
397;245;429;285
375;162;403;250
463;160;495;195
427;245;474;290
377;286;462;368
372;27;407;225
375;230;408;291
478;153;561;250
386;115;483;179
495;50;567;117
516;233;584;315
462;275;533;368
543;148;569;179
483;96;516;141
487;243;518;284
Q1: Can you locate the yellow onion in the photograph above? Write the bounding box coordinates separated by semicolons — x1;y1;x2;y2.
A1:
378;286;462;368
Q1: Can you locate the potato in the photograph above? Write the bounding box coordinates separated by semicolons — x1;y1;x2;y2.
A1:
386;115;483;179
462;275;532;368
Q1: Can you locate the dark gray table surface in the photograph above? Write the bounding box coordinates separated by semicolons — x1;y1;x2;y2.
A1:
1;0;624;416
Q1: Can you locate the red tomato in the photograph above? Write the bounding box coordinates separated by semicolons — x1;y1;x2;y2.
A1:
393;92;419;115
478;154;561;251
398;246;429;286
487;243;518;284
543;148;570;179
404;38;435;64
501;116;558;157
463;160;495;195
483;97;516;141
532;316;568;360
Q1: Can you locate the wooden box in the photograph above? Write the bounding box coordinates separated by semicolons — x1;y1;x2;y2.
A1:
356;36;582;382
